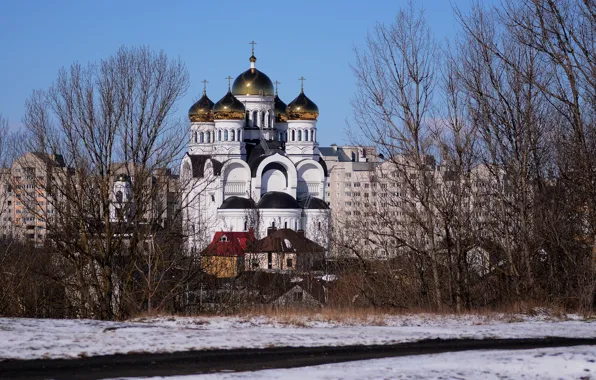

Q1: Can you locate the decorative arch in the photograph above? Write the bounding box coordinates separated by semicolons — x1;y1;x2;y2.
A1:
252;153;298;200
296;159;325;198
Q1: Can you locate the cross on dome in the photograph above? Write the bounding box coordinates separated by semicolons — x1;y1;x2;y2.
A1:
298;76;306;93
225;76;233;91
274;80;281;95
248;41;258;68
201;79;208;95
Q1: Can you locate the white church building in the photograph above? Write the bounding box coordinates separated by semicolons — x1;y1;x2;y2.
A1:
180;46;330;253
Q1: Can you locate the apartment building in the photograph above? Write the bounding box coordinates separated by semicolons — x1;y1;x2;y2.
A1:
0;152;71;245
0;153;181;245
319;144;505;261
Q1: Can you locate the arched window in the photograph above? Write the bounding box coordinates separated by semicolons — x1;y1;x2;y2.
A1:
291;130;295;141
298;130;302;141
231;130;236;141
218;130;222;141
207;132;210;143
252;111;258;127
224;130;229;141
305;130;310;141
199;132;204;143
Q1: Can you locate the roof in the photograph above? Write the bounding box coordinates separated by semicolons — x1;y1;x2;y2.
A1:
253;228;326;253
220;196;256;210
200;230;255;257
187;155;223;178
257;191;300;209
299;196;330;210
246;141;287;177
29;152;67;168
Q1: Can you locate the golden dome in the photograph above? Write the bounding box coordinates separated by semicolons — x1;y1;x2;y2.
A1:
188;92;214;122
274;95;287;122
213;91;246;120
231;55;275;96
287;90;319;120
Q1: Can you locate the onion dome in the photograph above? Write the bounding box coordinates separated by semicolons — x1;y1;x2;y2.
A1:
231;55;275;96
188;91;214;122
287;88;319;121
115;174;130;182
274;95;287;122
213;90;246;120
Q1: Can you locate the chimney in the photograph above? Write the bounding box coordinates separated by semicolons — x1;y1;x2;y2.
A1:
296;229;305;238
267;226;277;236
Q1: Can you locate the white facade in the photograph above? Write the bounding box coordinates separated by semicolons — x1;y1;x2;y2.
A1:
182;51;330;253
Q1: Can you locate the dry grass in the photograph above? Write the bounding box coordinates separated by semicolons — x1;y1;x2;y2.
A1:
128;302;592;326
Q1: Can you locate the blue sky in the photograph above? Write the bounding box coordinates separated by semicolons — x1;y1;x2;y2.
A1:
0;0;496;146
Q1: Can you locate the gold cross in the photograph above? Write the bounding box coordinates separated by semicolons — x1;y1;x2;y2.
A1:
274;80;281;95
249;40;257;55
298;76;306;92
201;79;208;95
225;76;233;90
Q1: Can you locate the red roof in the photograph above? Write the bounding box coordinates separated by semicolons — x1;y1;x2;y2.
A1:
200;230;255;257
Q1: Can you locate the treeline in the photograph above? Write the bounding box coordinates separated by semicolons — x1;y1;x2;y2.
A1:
334;0;596;313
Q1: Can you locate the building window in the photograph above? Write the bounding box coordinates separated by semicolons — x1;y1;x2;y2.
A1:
218;130;222;141
231;130;236;141
286;259;293;268
298;130;302;141
224;130;229;141
293;291;303;301
199;132;204;143
291;130;295;141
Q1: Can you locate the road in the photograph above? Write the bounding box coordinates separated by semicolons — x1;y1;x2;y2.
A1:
1;337;595;380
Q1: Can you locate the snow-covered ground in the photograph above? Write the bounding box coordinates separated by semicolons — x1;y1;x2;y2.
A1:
0;312;594;361
116;345;596;380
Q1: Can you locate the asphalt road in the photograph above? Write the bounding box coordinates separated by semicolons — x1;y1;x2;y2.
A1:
1;337;595;380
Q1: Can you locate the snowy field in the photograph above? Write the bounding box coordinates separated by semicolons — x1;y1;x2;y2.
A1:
0;312;594;361
115;345;596;380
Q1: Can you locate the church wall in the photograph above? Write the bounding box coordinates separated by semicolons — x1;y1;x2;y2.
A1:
259;209;302;236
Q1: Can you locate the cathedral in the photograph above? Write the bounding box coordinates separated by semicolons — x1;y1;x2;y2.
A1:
181;45;330;253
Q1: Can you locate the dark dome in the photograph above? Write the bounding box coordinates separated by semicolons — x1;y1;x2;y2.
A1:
232;56;274;96
257;191;300;209
300;197;330;210
116;174;130;182
220;196;256;209
188;92;214;122
287;90;319;120
213;91;245;120
274;95;287;122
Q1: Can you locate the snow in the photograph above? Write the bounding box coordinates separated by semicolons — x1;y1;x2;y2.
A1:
0;312;594;361
118;345;596;380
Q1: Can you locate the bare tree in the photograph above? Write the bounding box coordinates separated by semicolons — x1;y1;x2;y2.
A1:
21;46;192;319
350;2;444;309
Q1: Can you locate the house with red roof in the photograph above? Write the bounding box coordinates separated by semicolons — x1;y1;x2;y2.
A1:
200;230;255;278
